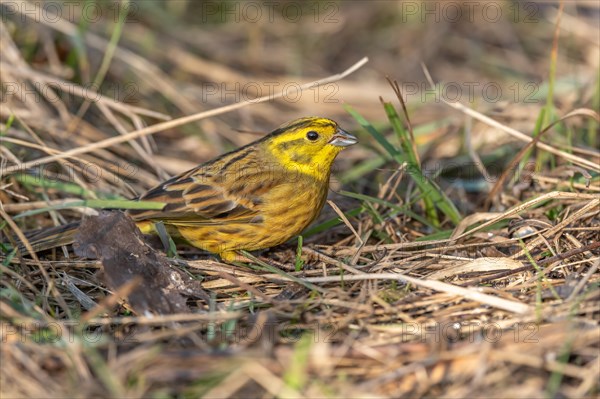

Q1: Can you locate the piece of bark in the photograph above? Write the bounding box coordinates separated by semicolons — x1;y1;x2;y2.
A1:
73;211;207;315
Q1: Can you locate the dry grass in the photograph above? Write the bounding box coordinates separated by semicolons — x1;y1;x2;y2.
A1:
1;1;599;398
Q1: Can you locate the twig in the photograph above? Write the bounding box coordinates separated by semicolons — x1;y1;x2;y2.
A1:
283;272;531;314
327;200;362;245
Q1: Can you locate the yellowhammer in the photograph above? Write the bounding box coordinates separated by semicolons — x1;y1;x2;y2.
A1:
18;117;357;262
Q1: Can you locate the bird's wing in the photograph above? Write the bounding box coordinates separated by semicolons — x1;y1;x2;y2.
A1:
128;155;282;226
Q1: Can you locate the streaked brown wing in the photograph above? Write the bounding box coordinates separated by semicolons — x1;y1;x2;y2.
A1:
128;142;291;227
129;171;258;225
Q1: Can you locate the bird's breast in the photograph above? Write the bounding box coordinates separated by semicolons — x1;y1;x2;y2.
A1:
258;175;328;235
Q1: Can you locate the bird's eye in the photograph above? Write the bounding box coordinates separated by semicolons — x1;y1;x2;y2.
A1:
306;131;319;141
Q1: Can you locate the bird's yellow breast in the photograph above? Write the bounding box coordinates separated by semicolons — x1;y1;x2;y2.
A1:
169;174;327;256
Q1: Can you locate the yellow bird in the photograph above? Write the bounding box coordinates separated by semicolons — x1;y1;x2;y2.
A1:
18;117;357;262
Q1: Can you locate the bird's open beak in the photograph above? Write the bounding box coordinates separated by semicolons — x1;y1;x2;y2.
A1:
329;128;358;147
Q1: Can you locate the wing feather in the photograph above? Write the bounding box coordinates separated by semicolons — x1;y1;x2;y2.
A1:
128;147;283;227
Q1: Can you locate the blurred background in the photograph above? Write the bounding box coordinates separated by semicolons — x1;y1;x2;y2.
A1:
3;1;597;184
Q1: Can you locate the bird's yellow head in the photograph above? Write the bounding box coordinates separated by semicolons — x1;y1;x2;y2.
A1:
265;117;357;181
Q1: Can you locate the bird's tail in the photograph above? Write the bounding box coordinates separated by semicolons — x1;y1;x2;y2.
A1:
6;222;81;255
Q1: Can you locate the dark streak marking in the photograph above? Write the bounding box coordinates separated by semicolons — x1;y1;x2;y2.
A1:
228;183;247;196
202;201;236;215
290;153;312;165
168;177;194;187
142;189;180;200
218;227;242;235
247;181;265;195
185;184;216;195
163;202;185;213
188;195;220;204
269;119;336;139
278;138;306;152
221;149;253;172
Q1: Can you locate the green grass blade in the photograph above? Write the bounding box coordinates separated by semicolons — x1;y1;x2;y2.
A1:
283;333;312;390
339;190;438;231
13;199;166;219
295;236;304;272
382;102;439;224
1;114;15;135
348;103;461;225
345;105;402;159
15;174;96;197
588;68;599;148
303;207;363;237
521;108;546;173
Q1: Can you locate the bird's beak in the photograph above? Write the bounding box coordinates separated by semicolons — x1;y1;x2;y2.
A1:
329;128;358;147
